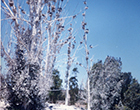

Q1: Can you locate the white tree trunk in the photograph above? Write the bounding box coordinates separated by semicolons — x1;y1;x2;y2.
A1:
87;77;91;110
65;69;70;106
1;0;90;108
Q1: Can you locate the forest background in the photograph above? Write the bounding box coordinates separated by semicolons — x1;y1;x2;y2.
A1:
0;0;140;110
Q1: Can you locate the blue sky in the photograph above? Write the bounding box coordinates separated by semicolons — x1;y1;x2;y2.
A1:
77;0;140;82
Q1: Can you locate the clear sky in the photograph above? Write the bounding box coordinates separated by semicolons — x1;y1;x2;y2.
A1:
72;0;140;83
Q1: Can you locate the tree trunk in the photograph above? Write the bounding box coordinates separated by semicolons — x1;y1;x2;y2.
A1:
87;77;90;110
65;70;70;106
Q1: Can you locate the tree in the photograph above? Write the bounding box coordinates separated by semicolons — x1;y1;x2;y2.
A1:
1;0;90;109
121;72;132;102
123;79;140;110
63;1;90;106
5;43;44;110
49;69;63;103
0;74;8;101
90;56;124;110
89;60;103;110
69;68;79;105
89;56;140;110
6;44;27;110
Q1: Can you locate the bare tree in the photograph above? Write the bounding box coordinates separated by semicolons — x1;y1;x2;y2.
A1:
79;1;92;110
65;28;72;105
1;0;90;109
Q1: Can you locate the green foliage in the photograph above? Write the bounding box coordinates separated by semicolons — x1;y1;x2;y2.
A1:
69;76;79;105
90;56;125;110
121;72;132;102
49;69;63;103
123;106;132;110
6;45;26;110
69;68;79;105
123;79;140;110
91;60;102;70
0;74;7;100
6;44;44;110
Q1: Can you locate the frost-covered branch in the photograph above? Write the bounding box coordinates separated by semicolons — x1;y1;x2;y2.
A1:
1;0;90;109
